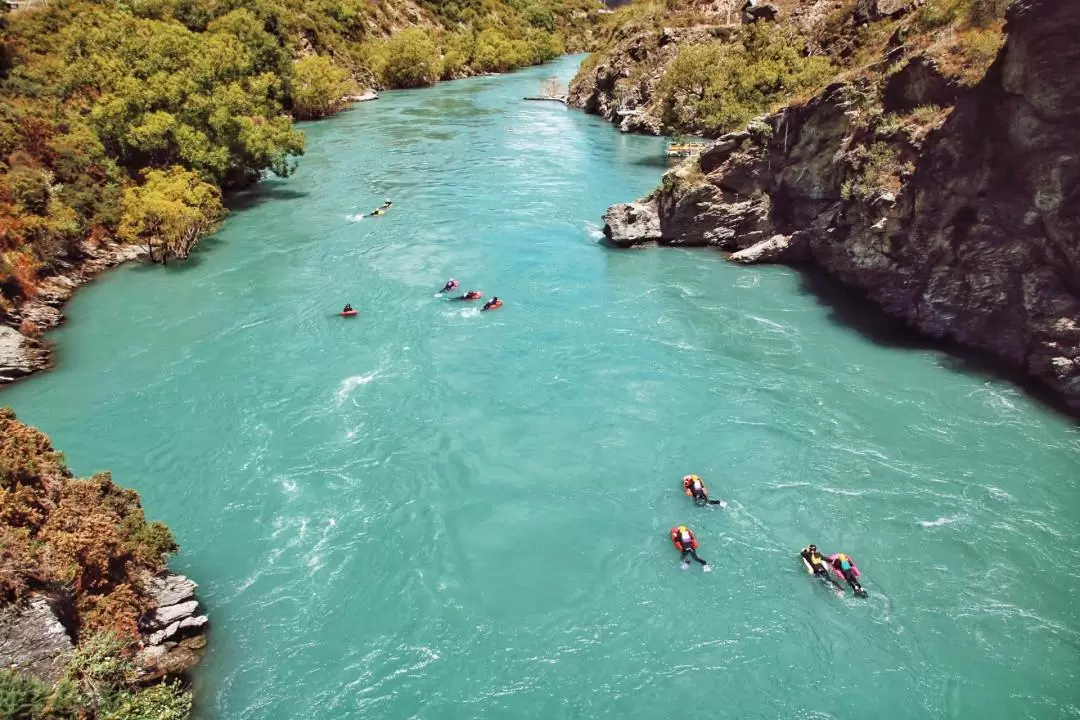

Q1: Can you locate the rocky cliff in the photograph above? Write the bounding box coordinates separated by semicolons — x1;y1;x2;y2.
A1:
0;408;207;713
603;0;1080;411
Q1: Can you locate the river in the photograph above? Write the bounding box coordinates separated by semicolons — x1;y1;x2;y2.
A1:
3;56;1079;719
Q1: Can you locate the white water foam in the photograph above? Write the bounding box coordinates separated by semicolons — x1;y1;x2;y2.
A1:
735;275;760;289
346;213;365;222
918;515;963;528
335;372;379;405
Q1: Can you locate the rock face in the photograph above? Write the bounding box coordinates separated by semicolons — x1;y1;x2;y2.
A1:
603;201;661;246
0;241;145;385
0;326;49;382
602;0;1080;410
136;572;209;680
742;0;780;24
568;25;736;135
0;597;74;683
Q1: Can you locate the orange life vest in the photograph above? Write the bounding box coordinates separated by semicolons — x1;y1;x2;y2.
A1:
670;525;697;550
682;475;706;496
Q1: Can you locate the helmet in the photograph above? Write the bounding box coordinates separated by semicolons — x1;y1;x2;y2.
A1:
808;544;817;553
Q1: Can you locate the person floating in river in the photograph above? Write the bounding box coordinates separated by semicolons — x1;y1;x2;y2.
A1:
481;297;503;311
827;552;868;597
670;525;711;572
457;290;483;301
682;474;727;506
801;544;843;591
441;278;460;293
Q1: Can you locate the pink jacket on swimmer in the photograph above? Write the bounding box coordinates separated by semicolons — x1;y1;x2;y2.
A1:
827;552;860;578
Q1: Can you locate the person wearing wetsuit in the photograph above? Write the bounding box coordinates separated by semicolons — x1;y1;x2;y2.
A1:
441;278;459;293
458;290;482;301
342;304;354;313
829;552;867;597
481;297;503;311
682;475;724;505
670;525;710;571
801;544;843;590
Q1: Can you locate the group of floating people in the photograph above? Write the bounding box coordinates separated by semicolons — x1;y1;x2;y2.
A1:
341;279;502;316
672;474;868;598
340;201;504;316
439;278;503;311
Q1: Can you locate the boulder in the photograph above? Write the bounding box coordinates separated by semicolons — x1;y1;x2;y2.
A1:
136;634;207;682
342;90;378;103
603;201;662;246
883;57;958;113
729;233;809;264
854;0;917;24
144;573;197;608
141;600;199;632
0;326;49;383
148;621;182;647
742;0;780;23
0;597;73;683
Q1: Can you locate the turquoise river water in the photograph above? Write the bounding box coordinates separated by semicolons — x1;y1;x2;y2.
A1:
3;56;1080;719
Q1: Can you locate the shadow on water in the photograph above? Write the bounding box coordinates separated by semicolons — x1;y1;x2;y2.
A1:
629;154;677;170
127;235;226;274
794;266;1080;423
226;185;310;212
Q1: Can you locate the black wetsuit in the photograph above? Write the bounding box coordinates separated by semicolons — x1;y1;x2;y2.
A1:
802;548;842;588
682;547;707;565
675;532;707;566
831;557;865;594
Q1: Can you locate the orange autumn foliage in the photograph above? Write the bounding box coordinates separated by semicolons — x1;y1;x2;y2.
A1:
0;408;177;639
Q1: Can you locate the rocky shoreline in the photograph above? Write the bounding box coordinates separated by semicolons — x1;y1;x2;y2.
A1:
600;0;1080;413
0;572;208;684
0;241;147;385
136;573;210;681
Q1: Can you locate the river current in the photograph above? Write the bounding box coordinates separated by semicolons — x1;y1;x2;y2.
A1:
3;56;1079;719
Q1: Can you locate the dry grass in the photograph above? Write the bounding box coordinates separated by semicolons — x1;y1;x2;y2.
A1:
928;22;1006;85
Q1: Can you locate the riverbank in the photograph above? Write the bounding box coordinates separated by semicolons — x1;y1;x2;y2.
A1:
590;0;1080;414
0;409;208;717
1;241;146;384
3;63;1076;717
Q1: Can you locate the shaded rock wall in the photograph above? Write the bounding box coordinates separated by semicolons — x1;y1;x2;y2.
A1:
603;0;1080;410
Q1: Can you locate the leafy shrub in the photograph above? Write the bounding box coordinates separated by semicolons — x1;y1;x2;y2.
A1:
8;168;51;216
376;29;441;88
658;23;834;135
291;56;360;120
118;167;226;263
100;682;191;720
0;670;81;720
0;411;177;635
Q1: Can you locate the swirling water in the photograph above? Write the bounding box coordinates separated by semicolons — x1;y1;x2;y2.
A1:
3;56;1080;719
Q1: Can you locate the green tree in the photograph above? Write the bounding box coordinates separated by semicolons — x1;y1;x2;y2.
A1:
291;56;360;120
658;24;833;134
118;167;225;263
378;28;441;88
